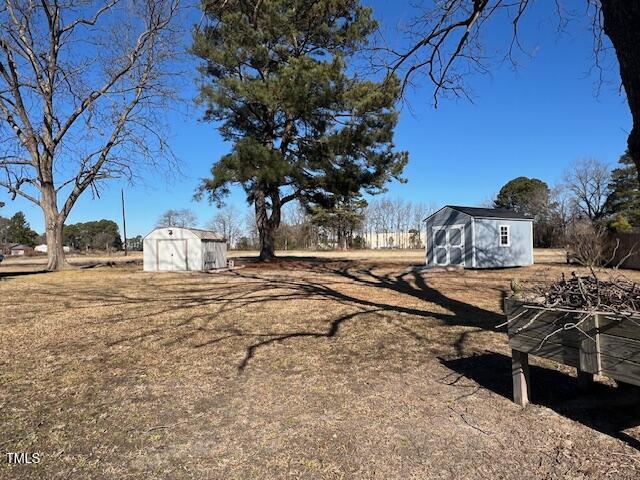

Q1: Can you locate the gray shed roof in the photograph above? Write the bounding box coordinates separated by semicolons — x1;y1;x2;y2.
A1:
425;205;534;221
183;228;226;241
10;244;33;250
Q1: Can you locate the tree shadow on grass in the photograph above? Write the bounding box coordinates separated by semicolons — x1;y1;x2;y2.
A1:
17;256;506;374
0;269;48;280
222;260;506;370
440;352;640;451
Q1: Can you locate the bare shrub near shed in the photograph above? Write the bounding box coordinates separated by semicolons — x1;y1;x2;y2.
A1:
565;221;609;267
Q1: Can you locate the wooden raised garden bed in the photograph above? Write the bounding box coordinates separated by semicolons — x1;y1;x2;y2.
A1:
504;297;640;406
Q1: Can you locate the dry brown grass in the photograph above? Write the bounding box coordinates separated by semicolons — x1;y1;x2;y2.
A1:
1;249;640;479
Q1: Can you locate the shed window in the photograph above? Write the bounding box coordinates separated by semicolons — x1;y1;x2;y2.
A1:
499;225;510;246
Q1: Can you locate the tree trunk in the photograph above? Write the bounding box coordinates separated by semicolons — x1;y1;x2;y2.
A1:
258;223;277;261
337;228;349;250
42;187;72;271
254;186;279;261
601;0;640;180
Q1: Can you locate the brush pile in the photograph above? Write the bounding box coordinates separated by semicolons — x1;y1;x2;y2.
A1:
528;271;640;314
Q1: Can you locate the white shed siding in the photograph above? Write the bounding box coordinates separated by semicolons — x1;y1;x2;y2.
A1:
202;240;227;269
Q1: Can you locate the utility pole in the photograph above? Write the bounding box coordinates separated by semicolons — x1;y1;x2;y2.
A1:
121;189;128;257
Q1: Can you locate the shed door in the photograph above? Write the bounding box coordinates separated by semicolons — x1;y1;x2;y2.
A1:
157;239;187;271
432;225;465;266
448;226;464;265
433;228;448;266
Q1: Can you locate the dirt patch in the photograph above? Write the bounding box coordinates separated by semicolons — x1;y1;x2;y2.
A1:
1;250;639;479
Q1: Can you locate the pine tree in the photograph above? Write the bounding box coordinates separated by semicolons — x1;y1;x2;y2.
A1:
193;0;408;260
7;212;38;246
606;151;640;228
494;177;550;218
310;196;366;250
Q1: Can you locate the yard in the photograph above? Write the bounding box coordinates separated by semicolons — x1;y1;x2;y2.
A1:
2;249;640;479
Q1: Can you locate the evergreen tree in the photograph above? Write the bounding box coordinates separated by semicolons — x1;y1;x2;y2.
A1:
63;220;122;251
310;196;366;250
7;211;38;246
605;151;640;228
193;0;408;260
494;176;555;247
494;177;550;217
608;213;633;233
0;214;10;244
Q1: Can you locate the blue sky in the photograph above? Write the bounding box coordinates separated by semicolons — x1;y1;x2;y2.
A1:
0;1;631;236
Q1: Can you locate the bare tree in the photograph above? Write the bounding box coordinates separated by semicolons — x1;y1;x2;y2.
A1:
361;198;436;249
563;158;610;221
565;220;609;267
155;208;197;228
206;205;241;248
479;193;497;208
381;1;640;181
0;0;181;270
411;201;436;248
244;209;259;248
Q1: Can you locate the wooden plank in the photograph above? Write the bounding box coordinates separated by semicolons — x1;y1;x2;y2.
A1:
504;300;640;340
503;297;520;316
508;316;580;347
598;333;640;364
507;308;576;329
509;333;579;367
600;354;640;388
512;349;530;406
579;315;601;374
506;305;591;345
597;316;640;342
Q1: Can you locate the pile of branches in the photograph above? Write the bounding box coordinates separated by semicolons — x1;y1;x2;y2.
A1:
502;270;640;351
516;269;640;316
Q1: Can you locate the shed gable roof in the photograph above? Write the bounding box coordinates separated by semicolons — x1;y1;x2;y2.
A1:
187;228;225;241
10;244;33;249
424;205;533;222
144;227;225;241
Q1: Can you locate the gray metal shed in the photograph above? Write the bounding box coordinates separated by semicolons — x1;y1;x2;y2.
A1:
424;206;534;268
143;227;227;272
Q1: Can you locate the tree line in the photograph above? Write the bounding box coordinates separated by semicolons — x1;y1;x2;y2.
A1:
0;210;123;253
1;1;639;269
151;148;639;252
491;152;640;249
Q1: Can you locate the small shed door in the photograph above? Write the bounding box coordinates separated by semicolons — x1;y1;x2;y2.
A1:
448;226;464;265
157;239;188;271
432;225;465;266
433;228;448;265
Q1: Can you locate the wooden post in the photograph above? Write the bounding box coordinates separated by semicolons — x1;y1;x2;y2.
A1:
121;189;128;257
577;371;594;390
512;349;530;406
579;314;601;374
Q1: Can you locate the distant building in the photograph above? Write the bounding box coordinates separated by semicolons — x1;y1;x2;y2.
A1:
34;244;71;254
9;244;34;256
362;231;426;249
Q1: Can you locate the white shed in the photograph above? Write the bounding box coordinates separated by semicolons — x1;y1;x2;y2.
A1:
34;244;71;253
143;227;227;272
